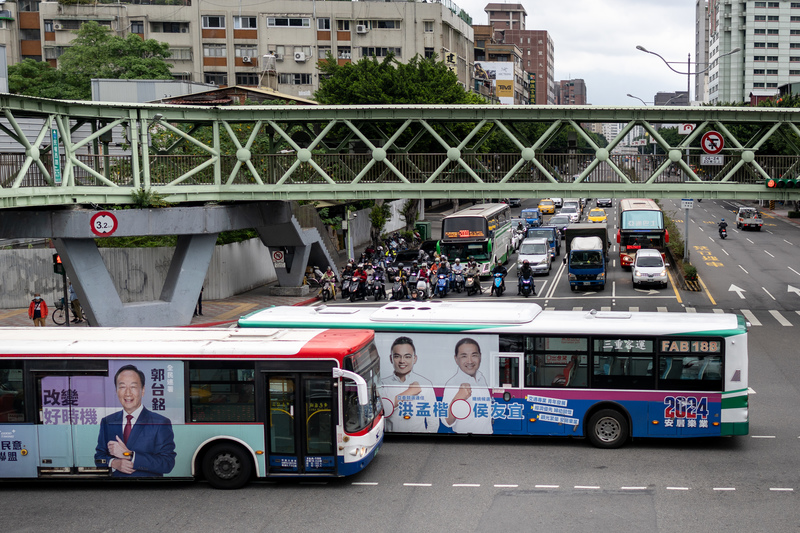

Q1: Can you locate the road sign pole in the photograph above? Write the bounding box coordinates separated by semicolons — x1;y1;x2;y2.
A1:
681;199;693;264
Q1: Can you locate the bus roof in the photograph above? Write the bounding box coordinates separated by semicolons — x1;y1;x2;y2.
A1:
444;203;510;219
240;302;745;337
619;199;660;212
0;327;375;359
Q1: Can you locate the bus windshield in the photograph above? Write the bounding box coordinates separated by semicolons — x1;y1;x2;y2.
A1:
621;211;663;230
442;218;488;239
343;343;382;433
439;241;490;261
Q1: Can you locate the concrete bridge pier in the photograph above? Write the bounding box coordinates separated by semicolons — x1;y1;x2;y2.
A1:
55;233;216;327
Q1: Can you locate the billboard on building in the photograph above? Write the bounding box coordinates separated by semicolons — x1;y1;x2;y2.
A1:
474;61;514;105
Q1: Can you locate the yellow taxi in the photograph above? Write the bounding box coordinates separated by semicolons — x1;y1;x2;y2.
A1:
587;208;607;223
537;199;555;215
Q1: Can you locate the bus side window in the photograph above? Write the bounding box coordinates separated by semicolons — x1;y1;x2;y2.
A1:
0;363;25;423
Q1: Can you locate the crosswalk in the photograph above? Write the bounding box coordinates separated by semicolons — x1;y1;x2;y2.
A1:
541;306;800;327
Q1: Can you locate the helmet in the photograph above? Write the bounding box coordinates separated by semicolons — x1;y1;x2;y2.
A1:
378;245;383;251
523;260;530;265
357;263;363;268
455;258;460;263
398;262;405;268
496;258;502;264
721;218;724;222
326;266;332;271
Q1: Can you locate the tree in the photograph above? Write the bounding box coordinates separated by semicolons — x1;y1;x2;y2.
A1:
10;21;173;100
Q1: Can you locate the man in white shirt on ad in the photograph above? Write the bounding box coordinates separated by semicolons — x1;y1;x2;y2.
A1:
442;337;493;434
381;336;439;433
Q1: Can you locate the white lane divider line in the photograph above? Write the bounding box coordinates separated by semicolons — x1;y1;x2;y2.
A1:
494;484;519;488
403;483;432;487
575;485;600;490
535;484;560;489
713;487;736;491
762;287;776;300
621;486;648;490
770;488;794;492
452;484;481;487
352;482;378;486
738;265;749;274
751;435;776;439
666;487;690;491
741;309;761;326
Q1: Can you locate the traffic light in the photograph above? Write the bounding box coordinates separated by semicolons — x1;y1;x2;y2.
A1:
53;253;64;275
777;177;787;188
765;177;777;188
786;178;798;188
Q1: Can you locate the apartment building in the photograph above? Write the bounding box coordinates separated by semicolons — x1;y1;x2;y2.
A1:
484;3;555;105
557;79;587;105
4;0;474;99
704;0;800;104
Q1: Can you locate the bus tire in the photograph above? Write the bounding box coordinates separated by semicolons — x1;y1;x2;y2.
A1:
587;409;628;449
203;443;253;489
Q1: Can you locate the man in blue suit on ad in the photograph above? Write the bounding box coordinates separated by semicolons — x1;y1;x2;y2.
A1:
95;364;176;476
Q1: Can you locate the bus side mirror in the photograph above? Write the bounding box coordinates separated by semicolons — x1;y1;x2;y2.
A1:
332;368;369;406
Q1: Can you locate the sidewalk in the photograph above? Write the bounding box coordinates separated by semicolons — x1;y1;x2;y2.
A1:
0;282;320;329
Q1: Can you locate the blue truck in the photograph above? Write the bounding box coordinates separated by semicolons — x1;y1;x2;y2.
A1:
520;208;542;227
563;223;609;291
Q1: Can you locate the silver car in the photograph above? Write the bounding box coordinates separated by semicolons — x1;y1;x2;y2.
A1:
517;238;551;275
631;249;668;289
559;205;580;223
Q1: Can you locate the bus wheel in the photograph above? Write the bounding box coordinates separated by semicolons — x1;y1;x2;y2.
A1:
587;409;628;449
203;443;253;489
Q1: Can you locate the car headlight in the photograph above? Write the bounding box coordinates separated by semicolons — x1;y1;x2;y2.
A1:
659;269;666;277
597;272;605;280
538;258;548;266
634;269;642;277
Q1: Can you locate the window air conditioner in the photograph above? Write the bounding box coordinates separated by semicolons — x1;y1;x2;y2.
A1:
294;51;306;62
242;56;251;63
53;23;64;30
275;53;284;61
356;24;368;34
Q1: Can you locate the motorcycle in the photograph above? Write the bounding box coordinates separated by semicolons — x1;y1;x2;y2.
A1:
341;277;351;299
391;276;405;300
719;226;727;240
491;272;505;297
453;272;465;293
519;274;535;297
433;273;449;298
349;275;366;302
365;274;376;298
321;279;334;302
465;275;481;296
409;273;429;300
373;270;387;301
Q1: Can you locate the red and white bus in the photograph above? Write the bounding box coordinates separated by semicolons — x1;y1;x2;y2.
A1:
0;327;383;488
617;198;668;268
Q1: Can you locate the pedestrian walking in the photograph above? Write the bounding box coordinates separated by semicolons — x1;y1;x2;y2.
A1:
28;293;48;327
69;281;83;323
194;286;204;316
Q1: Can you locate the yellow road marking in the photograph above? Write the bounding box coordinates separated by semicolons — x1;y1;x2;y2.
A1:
666;269;682;304
0;309;28;320
697;275;716;305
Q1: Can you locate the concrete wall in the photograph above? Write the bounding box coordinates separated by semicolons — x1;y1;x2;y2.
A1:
0;238;276;309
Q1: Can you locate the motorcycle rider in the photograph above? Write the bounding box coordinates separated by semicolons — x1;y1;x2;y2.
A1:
718;218;728;237
465;258;482;293
351;263;368;299
517;259;536;295
491;258;507;294
322;266;337;300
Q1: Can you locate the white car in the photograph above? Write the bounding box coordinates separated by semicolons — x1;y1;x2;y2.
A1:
559;205;580;223
551;198;563;208
631;249;668;289
517;238;551;275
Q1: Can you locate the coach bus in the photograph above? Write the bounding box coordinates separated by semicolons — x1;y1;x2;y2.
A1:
239;302;749;449
617;198;668;268
0;327;383;488
438;203;513;276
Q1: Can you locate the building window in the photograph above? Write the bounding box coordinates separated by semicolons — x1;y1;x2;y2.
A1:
753;82;765;87
755;1;766;6
767;69;778;75
131;21;144;34
337;20;350;31
203;44;226;57
358;20;399;29
768;15;779;21
767;55;778;61
44;46;67;60
204;72;227;85
424;47;434;59
318;46;330;58
318;18;330;30
293;46;312;58
767;29;779;35
337;47;351;59
236;73;260;86
755;42;766;48
202;16;225;29
791;70;800;75
754;69;766;75
151;22;188;34
423;20;434;33
235;44;257;57
361;47;401;58
754;29;766;34
793;2;800;7
234;16;257;29
791;56;800;62
791;43;800;48
755;15;767;21
768;42;779;48
767;82;778;87
267;17;310;28
754;55;766;61
169;48;192;60
278;73;313;85
793;16;800;22
768;1;779;7
44;20;53;32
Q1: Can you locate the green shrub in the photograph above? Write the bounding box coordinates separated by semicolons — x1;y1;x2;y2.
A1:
683;264;698;280
788;211;800;218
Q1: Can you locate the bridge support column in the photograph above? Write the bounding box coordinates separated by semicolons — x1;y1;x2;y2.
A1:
55;234;217;327
266;244;311;294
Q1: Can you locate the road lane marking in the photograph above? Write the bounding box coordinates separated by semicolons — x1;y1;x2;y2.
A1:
769;310;792;326
738;265;749;274
572;306;582;311
404;483;432;487
751;435;776;439
629;306;639;312
746;238;754;244
535;484;560;488
790;267;800;276
698;275;716;305
686;307;696;313
666;487;690;491
741;309;761;326
764;250;775;258
352;482;379;486
770;488;794;492
575;486;600;490
713;309;724;313
601;306;612;311
784;239;794;246
494;484;519;488
713;487;736;491
762;287;776;300
666;268;682;304
720;248;730;256
453;484;481;487
621;487;648;490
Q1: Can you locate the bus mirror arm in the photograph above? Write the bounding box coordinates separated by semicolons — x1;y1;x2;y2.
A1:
332;368;369;406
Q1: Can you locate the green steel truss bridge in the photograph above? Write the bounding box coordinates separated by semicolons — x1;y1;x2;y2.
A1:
2;93;800;208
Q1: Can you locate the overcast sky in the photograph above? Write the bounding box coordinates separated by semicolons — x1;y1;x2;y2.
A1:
457;0;697;106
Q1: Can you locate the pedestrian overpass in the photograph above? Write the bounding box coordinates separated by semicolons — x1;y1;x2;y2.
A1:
2;94;798;327
2;93;800;208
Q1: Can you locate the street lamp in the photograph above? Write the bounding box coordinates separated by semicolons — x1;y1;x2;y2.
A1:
636;45;741;103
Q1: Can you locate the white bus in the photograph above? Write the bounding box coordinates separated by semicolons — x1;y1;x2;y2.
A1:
0;327;383;488
438;203;513;276
239;302;749;449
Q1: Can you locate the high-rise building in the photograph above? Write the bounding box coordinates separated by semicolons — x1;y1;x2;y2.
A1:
557;79;587;105
483;3;555;105
695;0;710;103
0;0;475;99
702;0;800;104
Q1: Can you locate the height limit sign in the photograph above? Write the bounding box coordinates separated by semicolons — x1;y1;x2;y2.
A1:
701;131;724;155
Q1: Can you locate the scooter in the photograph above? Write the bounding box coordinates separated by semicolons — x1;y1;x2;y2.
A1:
349;275;366;302
465;275;481;296
321;279;334;302
491;272;505;297
373;270;387;301
453;272;465;293
341;277;351;299
434;273;449;298
719;226;727;240
519;274;535;297
391;276;405;300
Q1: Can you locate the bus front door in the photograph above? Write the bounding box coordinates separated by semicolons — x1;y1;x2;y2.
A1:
36;374;107;474
266;374;335;475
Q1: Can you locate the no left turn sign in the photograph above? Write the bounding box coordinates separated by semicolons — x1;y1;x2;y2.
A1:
272;250;284;262
701;131;724;155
